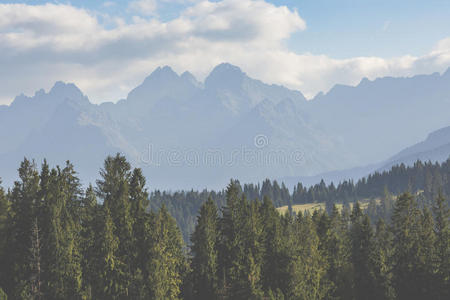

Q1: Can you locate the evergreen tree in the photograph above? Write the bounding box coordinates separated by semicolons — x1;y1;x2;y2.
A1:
260;196;286;295
369;219;395;300
326;206;354;299
391;192;428;300
350;203;375;300
287;214;328;299
191;198;220;299
92;206;127;299
79;185;98;298
433;192;450;299
129;168;150;298
5;159;40;298
40;164;83;299
146;206;186;299
0;179;9;288
96;154;134;295
29;218;42;300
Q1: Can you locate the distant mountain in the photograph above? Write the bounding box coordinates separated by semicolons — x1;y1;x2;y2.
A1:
381;125;450;170
308;69;450;165
281;125;450;189
1;64;450;189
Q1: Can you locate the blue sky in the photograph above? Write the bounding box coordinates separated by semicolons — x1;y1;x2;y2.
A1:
6;0;450;58
1;0;450;103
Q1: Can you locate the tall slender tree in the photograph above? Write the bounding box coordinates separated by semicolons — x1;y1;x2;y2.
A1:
191;198;220;299
96;154;134;295
433;192;450;299
6;159;40;298
146;206;186;299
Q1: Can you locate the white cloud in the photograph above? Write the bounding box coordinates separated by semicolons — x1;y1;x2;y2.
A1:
0;0;450;104
129;0;158;16
103;2;116;8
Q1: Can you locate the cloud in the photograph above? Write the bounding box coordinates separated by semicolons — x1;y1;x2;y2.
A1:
0;0;450;104
129;0;158;16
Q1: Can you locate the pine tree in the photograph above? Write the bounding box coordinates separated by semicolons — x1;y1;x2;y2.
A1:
325;206;354;299
96;154;134;295
40;164;83;299
219;181;265;299
350;203;375;300
433;192;450;299
29;218;42;300
0;179;9;288
260;196;286;295
92;206;127;299
146;206;186;299
6;159;40;298
391;192;425;300
129;168;150;298
191;198;220;299
218;180;242;297
79;185;98;298
380;186;394;222
244;200;265;299
415;207;437;298
287;214;328;299
369;219;395;300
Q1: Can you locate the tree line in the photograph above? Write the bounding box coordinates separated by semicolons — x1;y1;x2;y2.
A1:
0;155;449;299
151;159;450;241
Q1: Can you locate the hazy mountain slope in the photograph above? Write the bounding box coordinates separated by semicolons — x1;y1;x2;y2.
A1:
0;85;126;187
308;69;450;165
1;64;450;190
382;125;450;170
280;125;450;189
0;82;90;155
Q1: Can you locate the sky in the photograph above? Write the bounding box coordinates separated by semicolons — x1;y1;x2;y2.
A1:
1;0;450;104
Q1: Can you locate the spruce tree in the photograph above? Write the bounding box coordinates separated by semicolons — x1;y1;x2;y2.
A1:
191;198;220;299
129;168;150;298
40;164;83;299
260;196;286;294
96;154;134;294
6;159;40;298
326;206;354;299
0;179;9;288
433;192;450;299
92;206;127;299
287;214;328;299
79;184;98;298
146;206;186;299
29;218;42;300
370;219;395;300
391;192;425;300
350;203;375;300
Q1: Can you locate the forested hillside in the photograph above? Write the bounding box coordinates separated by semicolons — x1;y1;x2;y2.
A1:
151;158;450;241
0;155;449;299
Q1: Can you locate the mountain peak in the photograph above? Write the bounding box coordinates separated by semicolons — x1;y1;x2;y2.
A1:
149;65;178;78
210;63;244;76
49;81;83;97
181;71;202;88
205;63;246;90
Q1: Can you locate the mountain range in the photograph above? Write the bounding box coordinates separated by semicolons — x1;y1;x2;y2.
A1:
0;63;449;190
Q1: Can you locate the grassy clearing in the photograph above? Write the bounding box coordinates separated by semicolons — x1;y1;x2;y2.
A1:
277;200;374;215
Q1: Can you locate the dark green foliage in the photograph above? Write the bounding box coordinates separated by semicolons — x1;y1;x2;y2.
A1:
433;192;450;299
157;159;450;242
191;198;220;299
0;179;9;287
0;287;6;300
0;156;449;299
